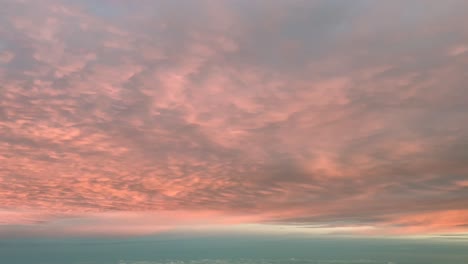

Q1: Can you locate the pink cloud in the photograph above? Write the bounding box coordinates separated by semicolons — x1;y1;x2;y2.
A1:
0;0;467;237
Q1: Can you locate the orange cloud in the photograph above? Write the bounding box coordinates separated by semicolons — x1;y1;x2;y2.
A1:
0;0;467;237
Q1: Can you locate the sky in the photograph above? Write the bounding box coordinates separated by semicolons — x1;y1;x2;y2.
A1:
0;0;468;239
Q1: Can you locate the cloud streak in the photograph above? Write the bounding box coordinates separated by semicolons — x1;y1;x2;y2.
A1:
0;0;467;236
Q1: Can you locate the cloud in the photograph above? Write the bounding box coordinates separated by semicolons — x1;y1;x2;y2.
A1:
0;0;467;236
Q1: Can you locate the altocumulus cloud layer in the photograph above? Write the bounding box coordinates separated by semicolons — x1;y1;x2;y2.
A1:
0;0;468;236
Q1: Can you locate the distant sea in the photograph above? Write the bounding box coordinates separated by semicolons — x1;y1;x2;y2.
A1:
1;235;467;264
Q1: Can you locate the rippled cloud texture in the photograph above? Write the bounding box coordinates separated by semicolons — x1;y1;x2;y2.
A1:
0;0;468;236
